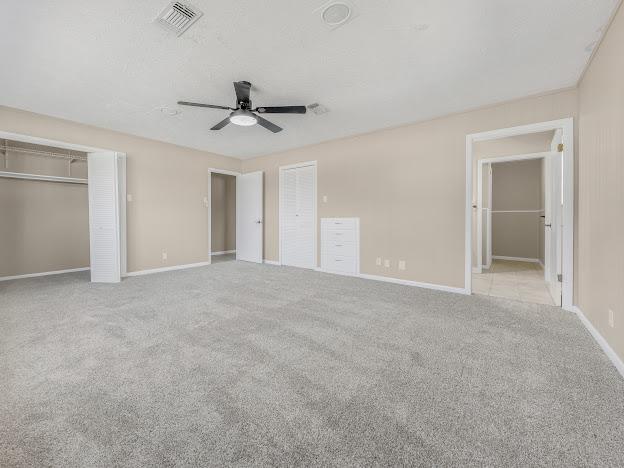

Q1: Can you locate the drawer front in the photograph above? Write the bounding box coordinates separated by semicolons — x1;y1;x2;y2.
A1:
322;229;357;244
322;255;357;273
322;218;358;230
323;241;357;258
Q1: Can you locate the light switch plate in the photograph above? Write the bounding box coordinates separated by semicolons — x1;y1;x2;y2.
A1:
127;194;133;202
609;309;614;328
322;195;328;203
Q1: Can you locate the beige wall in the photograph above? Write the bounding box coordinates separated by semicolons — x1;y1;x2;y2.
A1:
211;173;236;253
577;3;624;361
491;159;543;260
0;143;90;276
243;90;577;288
0;106;242;273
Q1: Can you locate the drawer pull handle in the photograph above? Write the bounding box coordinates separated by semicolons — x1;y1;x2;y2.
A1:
335;244;343;247
335;259;343;262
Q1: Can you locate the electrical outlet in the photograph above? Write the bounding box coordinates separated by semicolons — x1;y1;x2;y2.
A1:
127;194;133;202
376;257;382;266
398;260;406;271
322;195;328;203
203;197;209;207
162;251;168;262
384;259;390;268
608;309;614;328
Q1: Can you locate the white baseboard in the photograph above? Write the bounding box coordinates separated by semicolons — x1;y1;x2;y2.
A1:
314;268;467;295
572;306;624;379
492;256;540;263
211;250;236;256
263;260;281;266
124;261;211;277
0;267;90;282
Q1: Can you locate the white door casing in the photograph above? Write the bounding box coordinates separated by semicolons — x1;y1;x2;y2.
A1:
236;171;263;263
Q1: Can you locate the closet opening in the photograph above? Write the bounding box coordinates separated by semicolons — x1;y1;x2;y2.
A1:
0;131;126;283
209;170;237;264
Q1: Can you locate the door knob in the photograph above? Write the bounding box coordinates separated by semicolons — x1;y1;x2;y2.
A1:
545;224;552;228
255;220;262;224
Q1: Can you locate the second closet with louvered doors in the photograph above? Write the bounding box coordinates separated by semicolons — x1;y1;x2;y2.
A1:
279;161;317;269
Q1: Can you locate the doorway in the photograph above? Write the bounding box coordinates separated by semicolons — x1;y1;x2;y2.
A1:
208;169;264;264
465;119;574;310
210;172;236;264
473;154;558;305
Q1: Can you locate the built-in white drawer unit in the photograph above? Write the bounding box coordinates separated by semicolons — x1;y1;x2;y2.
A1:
321;218;359;275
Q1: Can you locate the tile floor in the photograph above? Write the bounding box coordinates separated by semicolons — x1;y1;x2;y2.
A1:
472;259;556;305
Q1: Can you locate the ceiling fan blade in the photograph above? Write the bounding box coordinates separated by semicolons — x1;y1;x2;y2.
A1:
255;114;283;133
233;81;251;103
178;101;233;110
255;106;307;114
210;117;231;130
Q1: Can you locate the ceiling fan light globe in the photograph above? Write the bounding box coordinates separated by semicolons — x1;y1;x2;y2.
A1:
229;110;257;126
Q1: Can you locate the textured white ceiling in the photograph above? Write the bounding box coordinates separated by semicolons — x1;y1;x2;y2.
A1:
0;0;619;159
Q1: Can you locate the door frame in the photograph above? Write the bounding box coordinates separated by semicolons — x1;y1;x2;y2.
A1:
476;151;555;274
0;130;126;281
208;168;241;264
466;118;574;311
278;160;317;268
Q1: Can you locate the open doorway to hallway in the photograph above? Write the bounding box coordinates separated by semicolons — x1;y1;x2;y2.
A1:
466;119;573;309
210;172;236;264
474;156;556;305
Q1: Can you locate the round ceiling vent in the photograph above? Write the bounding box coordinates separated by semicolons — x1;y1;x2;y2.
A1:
321;2;351;26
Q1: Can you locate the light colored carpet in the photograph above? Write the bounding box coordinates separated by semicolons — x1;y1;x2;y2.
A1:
1;261;623;466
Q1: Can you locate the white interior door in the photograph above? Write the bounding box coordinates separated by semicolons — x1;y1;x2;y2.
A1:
280;164;316;269
88;152;124;283
544;152;562;306
236;171;263;263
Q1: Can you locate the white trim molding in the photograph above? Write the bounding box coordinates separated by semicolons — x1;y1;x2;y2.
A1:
0;267;90;282
314;268;468;295
123;261;210;277
466;118;574;311
492;256;540;263
211;250;236;256
263;260;281;266
572;306;624;379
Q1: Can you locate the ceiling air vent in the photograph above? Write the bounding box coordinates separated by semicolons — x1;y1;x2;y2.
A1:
156;2;203;36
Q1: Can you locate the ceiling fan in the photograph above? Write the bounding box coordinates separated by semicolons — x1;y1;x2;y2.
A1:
178;81;306;133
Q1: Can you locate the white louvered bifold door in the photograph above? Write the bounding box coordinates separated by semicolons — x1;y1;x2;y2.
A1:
88;152;122;283
281;165;316;269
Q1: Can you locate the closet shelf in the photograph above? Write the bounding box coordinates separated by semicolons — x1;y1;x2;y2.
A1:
0;171;87;185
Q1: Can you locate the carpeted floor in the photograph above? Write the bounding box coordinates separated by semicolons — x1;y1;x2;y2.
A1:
1;261;623;467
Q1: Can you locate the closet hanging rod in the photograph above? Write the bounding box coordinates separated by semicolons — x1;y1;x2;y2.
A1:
2;146;88;162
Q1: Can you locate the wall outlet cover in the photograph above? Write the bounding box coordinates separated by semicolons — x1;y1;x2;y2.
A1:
384;259;390;268
376;257;382;266
398;260;406;270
